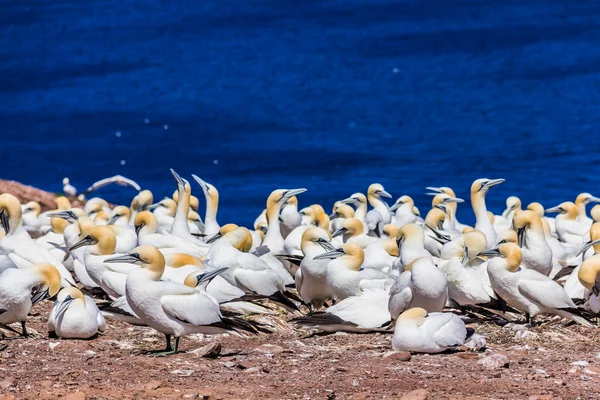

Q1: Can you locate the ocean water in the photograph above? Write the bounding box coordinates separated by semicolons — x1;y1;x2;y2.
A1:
2;0;600;227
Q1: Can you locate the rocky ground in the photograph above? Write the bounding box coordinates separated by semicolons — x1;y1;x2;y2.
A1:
1;301;600;400
1;181;600;399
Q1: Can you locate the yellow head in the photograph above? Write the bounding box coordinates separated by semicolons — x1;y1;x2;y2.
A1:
591;205;600;223
33;263;62;297
134;211;158;235
546;202;578;220
398;307;428;326
131;190;154;211
164;253;203;268
425;208;446;230
463;230;487;259
496;229;518;245
23;201;41;216
108;245;165;280
578;255;600;294
70;225;116;255
0;193;22;234
496;243;522;272
396;223;423;244
382;224;399;239
333;217;363;238
50;217;68;234
527;202;544;217
108;206;132;225
56;287;85;302
301;227;332;254
55;196;71;211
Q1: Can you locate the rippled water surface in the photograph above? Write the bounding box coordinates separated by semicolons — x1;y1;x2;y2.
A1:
2;0;600;226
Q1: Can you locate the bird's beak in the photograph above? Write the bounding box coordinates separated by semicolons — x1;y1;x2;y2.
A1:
197;267;228;283
389;202;401;212
479;249;501;258
55;295;75;318
283;188;307;199
206;232;223;244
192;174;210;194
576;238;600;257
104;253;143;264
545;206;562;214
461;247;470;267
31;288;50;305
194;220;205;231
434;204;448;213
517;227;526;248
47;210;78;221
146;202;161;210
314;248;345;260
380;190;392;199
107;215;119;226
316;238;336;252
134;223;144;235
170;168;186;188
0;210;9;234
332;227;348;238
445;197;464;204
340;197;356;205
69;235;95;252
329;211;340;219
486;179;505;188
590;196;600;204
425;187;443;194
425;225;451;244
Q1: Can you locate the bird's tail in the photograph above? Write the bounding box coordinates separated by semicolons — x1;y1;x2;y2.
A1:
557;308;595;328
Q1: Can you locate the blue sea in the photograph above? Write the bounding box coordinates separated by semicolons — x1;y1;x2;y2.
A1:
2;0;600;227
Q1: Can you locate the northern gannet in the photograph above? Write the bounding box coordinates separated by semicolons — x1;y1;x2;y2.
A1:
367;183;392;224
470;178;504;249
388;257;448;319
390;195;420;228
578;253;600;313
279;196;302;239
483;243;592;326
392;308;479;353
62;177;77;197
262;188;307;256
575;193;600;225
393;223;432;271
82;175;141;195
429;193;464;234
317;243;388;300
332;217;377;248
513;210;553;276
329;203;355;234
192;175;221;237
21;201;47;233
546;202;588;247
427;186;469;232
340;193;369;232
48;287;106;339
0;263;61;336
494;196;521;234
0;194;75;286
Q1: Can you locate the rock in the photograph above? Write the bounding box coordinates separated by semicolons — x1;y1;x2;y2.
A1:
0;395;16;400
382;351;412;361
0;377;16;390
584;367;600;375
400;389;429;400
534;368;547;375
252;344;284;355
191;342;221;359
528;396;553;400
171;369;194;377
48;342;60;350
335;366;349;372
145;381;163;390
39;380;53;389
236;362;252;370
515;330;538;340
478;353;510;369
571;360;589;367
222;362;236;368
243;367;261;374
63;392;86;400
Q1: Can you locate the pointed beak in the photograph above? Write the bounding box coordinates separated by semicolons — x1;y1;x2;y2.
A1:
332;227;348;238
146;202;161;210
135;223;144;235
545;206;562;214
590;196;600;203
389;202;401;212
480;249;501;258
31;288;50;305
576;238;600;257
425;187;443;194
461;248;470;267
192;174;210;194
434;204;448;213
316;238;336;252
197;267;228;283
517;227;526;248
107;215;119;226
380;190;392;199
170;168;185;188
425;225;451;244
104;253;143;264
0;210;9;234
47;210;78;221
445;197;464;204
314;249;345;260
55;295;75;318
206;232;223;244
194;220;205;231
284;188;307;199
487;179;505;188
329;211;340;219
69;236;94;252
340;197;356;205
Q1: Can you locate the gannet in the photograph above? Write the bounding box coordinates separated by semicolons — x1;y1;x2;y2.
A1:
494;196;521;234
262;188;307;256
329;203;355;234
0;263;61;336
393;223;433;271
546;202;588;247
388;257;448;319
316;243;388;300
279;196;302;239
295;227;336;312
564;223;600;300
62;178;77;197
149;198;177;233
332;217;377;248
470;178;504;249
390;195;421;228
111;246;250;355
392;308;478;353
21;201;47;233
382;224;399;239
427;187;469;232
575;193;600;225
578;253;600;313
428;193;464;234
439;230;495;307
362;237;398;272
0;194;75;286
423;207;450;257
172;190;200;213
513;210;553;276
483;243;592;326
82;175;141;195
367;183;392;224
84;198;109;215
48;287;106;339
340;193;369;232
192;175;221;237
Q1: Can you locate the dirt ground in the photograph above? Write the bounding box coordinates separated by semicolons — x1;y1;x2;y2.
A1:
1;300;600;400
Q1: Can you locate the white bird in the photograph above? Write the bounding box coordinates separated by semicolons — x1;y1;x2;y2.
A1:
0;194;75;287
388;257;448;320
390;195;421;228
513;210;553;276
262;188;308;256
83;175;141;195
192;174;221;237
339;193;369;232
316;243;388;301
362;237;398;272
329;203;355;234
483;243;592;326
575;193;600;225
0;263;61;336
470;178;504;249
294;227;336;312
280;196;302;239
62;177;78;197
367;183;393;224
546;202;589;248
110;245;251;355
332;217;377;248
392;308;479;353
564;223;600;300
578;253;600;313
393;223;433;271
21;201;48;234
493;196;521;234
48;287;106;339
